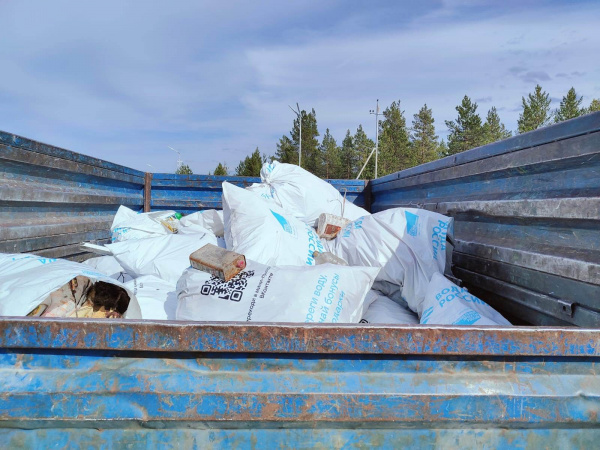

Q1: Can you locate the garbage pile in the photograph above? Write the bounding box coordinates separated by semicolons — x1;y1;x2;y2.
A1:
0;161;511;326
0;254;141;319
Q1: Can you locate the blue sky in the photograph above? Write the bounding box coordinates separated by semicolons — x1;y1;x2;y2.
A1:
1;0;599;174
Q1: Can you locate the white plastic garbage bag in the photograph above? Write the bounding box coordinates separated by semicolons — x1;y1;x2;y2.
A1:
420;273;511;326
360;291;419;324
124;275;177;320
325;208;453;313
0;253;142;319
106;233;217;285
179;210;225;237
246;161;369;226
110;205;177;242
83;256;133;283
176;260;380;323
223;182;325;266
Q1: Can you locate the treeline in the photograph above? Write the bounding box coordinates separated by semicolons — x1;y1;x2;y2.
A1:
208;85;599;179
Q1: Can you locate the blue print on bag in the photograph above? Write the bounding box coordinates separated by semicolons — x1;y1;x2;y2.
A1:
421;306;434;324
111;227;130;242
431;220;448;261
10;255;57;265
405;211;419;237
270;210;296;235
341;217;364;238
305;225;324;265
260;186;276;200
453;310;481;325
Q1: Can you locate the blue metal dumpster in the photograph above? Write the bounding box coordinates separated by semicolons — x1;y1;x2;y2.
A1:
0;113;599;448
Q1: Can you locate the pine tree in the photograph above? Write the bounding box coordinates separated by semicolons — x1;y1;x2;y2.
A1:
588;99;600;113
554;87;585;123
482;107;512;144
275;135;297;165
445;95;484;155
354;125;376;179
410;104;439;166
378;100;411;175
517;85;552;133
175;163;193;175
320;128;341;179
235;148;265;177
213;163;228;176
339;130;357;179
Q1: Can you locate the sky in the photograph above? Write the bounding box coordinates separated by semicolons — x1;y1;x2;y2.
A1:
1;0;599;174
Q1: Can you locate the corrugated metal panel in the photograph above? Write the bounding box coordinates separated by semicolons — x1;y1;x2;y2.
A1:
0;320;598;445
150;174;367;213
324;178;368;208
0;130;145;261
1;131;367;259
4;429;600;449
0;353;597;428
370;112;600;327
150;173;260;212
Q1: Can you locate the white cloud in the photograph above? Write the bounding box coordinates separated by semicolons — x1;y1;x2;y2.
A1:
0;1;598;174
243;3;600;143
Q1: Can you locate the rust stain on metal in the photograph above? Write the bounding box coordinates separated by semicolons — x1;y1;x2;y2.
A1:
143;172;152;212
2;318;600;357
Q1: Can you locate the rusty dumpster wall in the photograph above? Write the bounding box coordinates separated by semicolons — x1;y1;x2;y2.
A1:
2;120;600;446
0;131;146;261
369;112;600;328
148;174;368;213
0;130;368;259
0;319;599;447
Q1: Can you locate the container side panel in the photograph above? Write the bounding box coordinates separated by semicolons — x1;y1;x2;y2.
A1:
150;174;366;213
0;131;366;259
370;112;600;326
2;318;600;356
2;428;599;449
0;132;145;260
0;351;598;436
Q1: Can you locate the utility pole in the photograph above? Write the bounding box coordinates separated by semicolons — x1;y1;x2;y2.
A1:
288;103;302;168
168;146;183;171
369;99;380;179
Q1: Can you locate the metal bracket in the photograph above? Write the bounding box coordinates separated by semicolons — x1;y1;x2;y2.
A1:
558;299;574;317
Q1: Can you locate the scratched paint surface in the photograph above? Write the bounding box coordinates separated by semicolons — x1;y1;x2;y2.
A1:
0;351;598;421
0;350;598;447
1;318;600;356
3;428;600;449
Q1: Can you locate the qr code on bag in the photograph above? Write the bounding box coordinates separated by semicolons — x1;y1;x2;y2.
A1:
200;270;254;302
